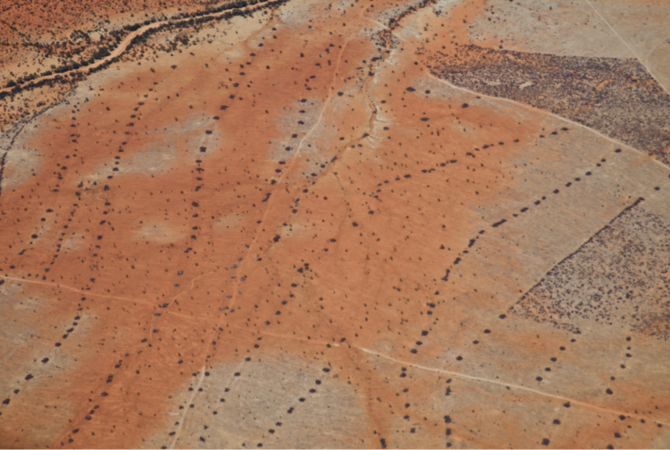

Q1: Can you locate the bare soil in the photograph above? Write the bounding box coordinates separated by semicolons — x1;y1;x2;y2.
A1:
1;0;669;448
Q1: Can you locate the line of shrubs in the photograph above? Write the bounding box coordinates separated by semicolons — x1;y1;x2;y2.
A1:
1;0;290;98
0;71;85;101
4;39;118;89
123;0;289;52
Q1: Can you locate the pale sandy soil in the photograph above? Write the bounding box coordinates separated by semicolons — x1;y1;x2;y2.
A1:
0;0;669;448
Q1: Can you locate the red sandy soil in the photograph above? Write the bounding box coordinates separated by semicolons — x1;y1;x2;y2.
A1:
0;0;208;43
1;0;670;448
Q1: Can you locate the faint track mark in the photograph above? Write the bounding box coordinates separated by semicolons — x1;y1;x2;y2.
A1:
358;346;670;426
0;275;154;307
226;39;351;310
426;72;670;173
585;0;670;96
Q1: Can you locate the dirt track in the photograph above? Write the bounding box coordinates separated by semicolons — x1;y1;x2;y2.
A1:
1;0;670;448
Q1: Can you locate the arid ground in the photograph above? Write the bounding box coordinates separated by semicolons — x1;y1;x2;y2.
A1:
1;0;670;448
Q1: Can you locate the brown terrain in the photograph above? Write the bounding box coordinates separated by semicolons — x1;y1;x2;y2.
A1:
1;0;669;448
0;0;214;86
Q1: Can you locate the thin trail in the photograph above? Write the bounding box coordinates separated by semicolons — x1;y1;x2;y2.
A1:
1;275;155;307
645;33;670;64
425;72;670;173
165;271;215;309
226;39;350;310
169;357;244;449
169;370;206;448
357;347;670;426
585;0;670;96
316;1;417;181
1;275;201;324
148;271;215;340
364;17;391;33
169;37;354;448
292;41;351;160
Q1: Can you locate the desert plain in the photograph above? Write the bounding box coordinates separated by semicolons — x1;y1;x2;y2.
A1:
1;0;670;448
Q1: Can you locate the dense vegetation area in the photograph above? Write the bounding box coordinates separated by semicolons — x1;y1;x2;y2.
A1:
0;0;288;100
